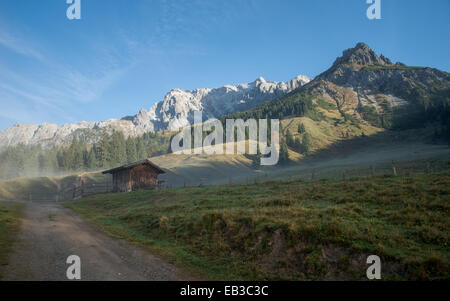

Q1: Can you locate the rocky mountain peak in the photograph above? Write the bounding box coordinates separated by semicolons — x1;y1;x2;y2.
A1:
0;75;310;148
332;42;393;68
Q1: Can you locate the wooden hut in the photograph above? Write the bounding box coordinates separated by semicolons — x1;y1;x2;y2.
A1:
102;159;165;192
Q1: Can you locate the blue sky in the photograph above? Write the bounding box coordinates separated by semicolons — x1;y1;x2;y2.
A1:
0;0;449;130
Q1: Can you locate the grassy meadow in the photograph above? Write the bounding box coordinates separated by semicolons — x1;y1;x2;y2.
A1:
0;201;23;278
66;169;450;280
0;172;109;201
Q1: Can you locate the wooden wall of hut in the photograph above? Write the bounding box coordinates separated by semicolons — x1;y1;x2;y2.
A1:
112;165;159;192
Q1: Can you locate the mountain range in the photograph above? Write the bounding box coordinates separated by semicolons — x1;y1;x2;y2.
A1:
1;42;449;150
312;42;449;126
226;42;450;133
0;75;310;148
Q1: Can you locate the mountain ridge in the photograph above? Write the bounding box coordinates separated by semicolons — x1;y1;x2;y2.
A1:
2;42;449;151
224;42;450;143
0;75;310;148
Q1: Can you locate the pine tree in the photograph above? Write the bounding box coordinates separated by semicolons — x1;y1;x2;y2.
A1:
70;136;84;171
41;148;58;174
126;137;138;163
61;146;74;171
302;133;312;155
136;137;147;160
294;137;302;153
110;131;127;166
87;148;97;170
0;128;179;179
97;131;111;168
38;153;47;173
298;123;306;134
279;141;290;164
286;130;295;148
250;146;262;168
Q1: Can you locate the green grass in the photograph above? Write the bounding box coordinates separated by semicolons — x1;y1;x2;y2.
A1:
0;172;109;201
0;201;23;278
66;170;450;280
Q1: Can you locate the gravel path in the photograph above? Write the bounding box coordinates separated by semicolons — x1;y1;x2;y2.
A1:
1;202;196;281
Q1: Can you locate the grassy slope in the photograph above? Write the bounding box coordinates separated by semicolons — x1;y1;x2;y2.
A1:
67;170;450;280
2;129;449;198
0;172;109;201
281;116;382;156
0;201;23;278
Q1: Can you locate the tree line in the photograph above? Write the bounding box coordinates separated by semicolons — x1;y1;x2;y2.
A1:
0;130;172;180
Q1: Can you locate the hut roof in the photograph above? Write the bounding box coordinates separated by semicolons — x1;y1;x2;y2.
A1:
102;159;166;175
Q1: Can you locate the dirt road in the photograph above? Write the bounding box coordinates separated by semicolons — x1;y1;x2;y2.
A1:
1;202;196;281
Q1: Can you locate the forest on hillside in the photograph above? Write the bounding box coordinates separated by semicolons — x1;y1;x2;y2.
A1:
0;131;172;180
1;82;449;181
0;120;294;180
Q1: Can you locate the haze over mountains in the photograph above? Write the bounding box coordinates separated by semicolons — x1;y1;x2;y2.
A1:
0;75;310;148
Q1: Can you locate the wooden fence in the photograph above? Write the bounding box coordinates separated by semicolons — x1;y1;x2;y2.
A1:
24;159;448;201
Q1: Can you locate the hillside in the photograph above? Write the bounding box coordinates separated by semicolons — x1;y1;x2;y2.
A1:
67;169;450;280
0;172;109;201
223;42;450;150
1;42;449;196
1;129;449;201
1;42;449;182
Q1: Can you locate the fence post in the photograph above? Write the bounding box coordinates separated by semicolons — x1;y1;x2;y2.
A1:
370;166;375;177
311;169;315;181
228;176;232;185
392;160;397;176
342;170;346;181
81;179;85;198
426;161;431;174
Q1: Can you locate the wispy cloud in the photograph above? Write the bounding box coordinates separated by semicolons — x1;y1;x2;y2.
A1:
0;28;44;60
0;82;75;125
0;0;256;129
0;23;131;128
0;61;129;119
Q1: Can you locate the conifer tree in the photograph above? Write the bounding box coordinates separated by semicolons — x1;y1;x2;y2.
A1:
298;123;306;134
136;137;147;160
110;131;127;166
87;148;97;170
302;133;312;155
97;131;111;168
294;137;302;153
126;137;138;163
279;141;290;164
286;130;295;148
